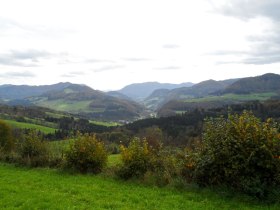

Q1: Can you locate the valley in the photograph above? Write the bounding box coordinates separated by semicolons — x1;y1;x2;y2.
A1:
0;73;280;209
2;1;280;208
1;73;280;121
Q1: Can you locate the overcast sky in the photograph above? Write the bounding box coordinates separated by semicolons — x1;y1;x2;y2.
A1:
0;0;280;90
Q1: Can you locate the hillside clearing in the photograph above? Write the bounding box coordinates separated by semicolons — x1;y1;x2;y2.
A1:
184;92;277;103
2;119;56;134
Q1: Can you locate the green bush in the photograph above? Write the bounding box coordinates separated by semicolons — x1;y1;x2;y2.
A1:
195;111;280;197
0;120;14;153
65;134;108;173
118;138;152;179
119;138;181;185
19;130;50;167
146;149;181;186
177;148;197;183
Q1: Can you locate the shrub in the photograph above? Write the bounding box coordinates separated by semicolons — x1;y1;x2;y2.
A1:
0;120;14;153
177;148;197;183
65;134;108;173
19;130;50;167
147;149;181;186
195;111;280;197
138;126;163;151
118;138;151;179
119;138;181;185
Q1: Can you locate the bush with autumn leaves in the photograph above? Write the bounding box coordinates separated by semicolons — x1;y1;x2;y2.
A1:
194;111;280;197
65;133;108;173
117;111;280;197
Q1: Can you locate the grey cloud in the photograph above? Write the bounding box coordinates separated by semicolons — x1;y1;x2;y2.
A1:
0;57;38;67
0;71;36;78
210;18;280;65
0;49;53;67
211;0;280;65
208;50;248;56
85;59;115;63
243;33;280;64
10;49;51;60
242;56;280;65
212;0;280;21
162;44;180;49
154;66;181;70
122;58;151;62
92;65;125;72
214;48;280;65
0;17;76;39
61;71;86;78
61;74;75;78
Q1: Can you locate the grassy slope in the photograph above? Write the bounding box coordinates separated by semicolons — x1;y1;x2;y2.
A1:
90;120;120;127
36;99;93;113
3;119;56;134
184;93;277;103
0;163;277;210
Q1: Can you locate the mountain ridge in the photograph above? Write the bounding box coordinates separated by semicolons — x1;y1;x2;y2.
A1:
118;81;194;101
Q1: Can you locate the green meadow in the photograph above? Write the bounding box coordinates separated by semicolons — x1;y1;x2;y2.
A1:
36;99;93;113
3;119;56;134
184;92;277;103
90;120;120;127
0;163;278;210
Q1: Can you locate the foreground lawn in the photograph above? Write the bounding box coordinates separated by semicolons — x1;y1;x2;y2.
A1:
0;164;278;210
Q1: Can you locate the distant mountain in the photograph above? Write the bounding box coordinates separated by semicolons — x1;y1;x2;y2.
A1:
145;79;239;110
157;73;280;116
0;82;71;100
222;73;280;94
28;83;145;121
169;80;229;98
144;89;171;110
106;91;132;101
118;82;194;101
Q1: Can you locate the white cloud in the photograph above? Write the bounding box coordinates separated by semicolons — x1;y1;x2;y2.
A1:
0;0;279;90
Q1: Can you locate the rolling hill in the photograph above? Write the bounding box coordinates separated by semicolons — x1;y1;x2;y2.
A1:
1;73;279;120
0;82;71;100
118;82;194;101
145;79;239;110
222;73;280;94
106;91;132;101
28;84;146;121
157;73;280;116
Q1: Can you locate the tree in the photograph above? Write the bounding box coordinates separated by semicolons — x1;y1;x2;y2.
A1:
0;120;14;153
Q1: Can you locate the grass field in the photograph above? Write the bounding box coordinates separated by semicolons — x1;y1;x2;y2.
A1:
0;163;278;210
107;154;122;167
90;120;120;127
3;119;56;134
36;99;93;113
184;92;277;103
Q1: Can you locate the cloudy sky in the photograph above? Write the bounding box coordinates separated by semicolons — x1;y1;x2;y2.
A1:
0;0;280;90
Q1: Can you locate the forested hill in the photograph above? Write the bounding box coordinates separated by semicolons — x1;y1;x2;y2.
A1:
118;82;194;101
222;73;280;94
125;100;280;146
144;78;239;110
0;82;72;100
28;83;146;121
